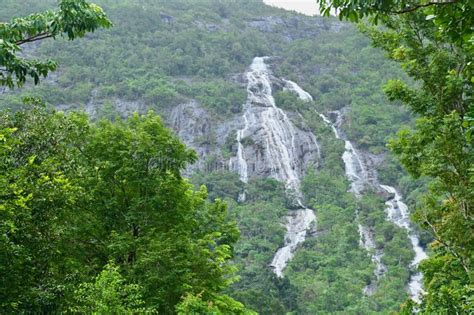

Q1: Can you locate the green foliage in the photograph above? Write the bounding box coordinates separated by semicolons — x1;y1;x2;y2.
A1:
0;0;276;115
192;176;292;314
0;0;445;314
274;28;411;154
192;171;243;201
274;90;311;113
176;79;246;116
0;0;111;88
229;180;290;314
296;172;413;313
0;106;247;313
71;262;155;314
0;105;88;313
176;292;256;315
318;0;474;50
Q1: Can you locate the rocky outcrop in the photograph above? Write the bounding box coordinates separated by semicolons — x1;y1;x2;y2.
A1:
232;107;318;181
229;57;320;188
168;100;238;174
166;59;320;183
159;13;174;24
247;15;347;41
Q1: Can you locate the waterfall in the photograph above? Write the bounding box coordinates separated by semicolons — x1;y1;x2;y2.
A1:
234;111;250;202
234;58;428;298
270;207;316;277
283;79;313;102
317;108;427;300
230;57;317;277
316;110;386;294
235;113;249;184
283;79;385;286
380;185;428;302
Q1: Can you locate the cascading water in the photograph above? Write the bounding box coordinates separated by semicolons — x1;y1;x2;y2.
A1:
283;81;386;294
270;207;316;277
319;109;427;300
380;185;428;302
233;112;250;201
230;57;317;277
283;79;313;102
319;110;386;294
234;58;428;298
235;114;249;184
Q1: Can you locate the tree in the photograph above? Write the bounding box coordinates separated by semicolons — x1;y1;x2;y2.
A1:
0;2;254;313
0;0;112;88
0;106;249;313
0;104;92;312
84;112;243;313
317;0;473;313
0;2;111;310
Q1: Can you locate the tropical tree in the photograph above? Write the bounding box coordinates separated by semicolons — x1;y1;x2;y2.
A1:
317;0;473;313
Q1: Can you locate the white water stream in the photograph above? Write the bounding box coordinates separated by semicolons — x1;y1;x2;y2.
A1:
231;57;317;277
319;109;427;298
319;110;387;294
283;80;386;287
380;185;428;302
282;81;430;299
321;110;427;299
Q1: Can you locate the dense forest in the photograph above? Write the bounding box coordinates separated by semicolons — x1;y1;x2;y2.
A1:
0;0;472;314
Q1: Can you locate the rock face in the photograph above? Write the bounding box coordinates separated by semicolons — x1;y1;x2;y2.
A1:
168;100;238;174
247;15;346;41
170;101;213;159
230;105;319;183
229;57;320;187
165;57;320;184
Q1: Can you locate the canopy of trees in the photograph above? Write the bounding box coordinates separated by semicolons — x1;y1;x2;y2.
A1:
0;1;253;313
0;105;253;313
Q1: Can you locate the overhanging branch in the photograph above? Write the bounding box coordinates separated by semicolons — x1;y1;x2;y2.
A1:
392;0;458;14
15;32;55;46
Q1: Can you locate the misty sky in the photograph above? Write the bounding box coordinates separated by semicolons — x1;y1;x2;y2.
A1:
263;0;320;16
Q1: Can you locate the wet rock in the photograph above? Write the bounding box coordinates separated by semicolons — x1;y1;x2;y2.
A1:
159;13;174;24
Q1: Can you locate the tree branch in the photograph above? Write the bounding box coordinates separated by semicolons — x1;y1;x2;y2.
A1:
420;210;470;274
15;32;55;46
392;0;458;14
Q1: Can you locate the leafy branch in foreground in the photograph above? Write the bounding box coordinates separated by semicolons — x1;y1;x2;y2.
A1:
0;0;112;88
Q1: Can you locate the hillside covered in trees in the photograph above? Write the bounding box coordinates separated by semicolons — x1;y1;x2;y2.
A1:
0;0;472;314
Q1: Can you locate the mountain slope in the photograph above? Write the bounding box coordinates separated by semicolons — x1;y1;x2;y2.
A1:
0;0;429;313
